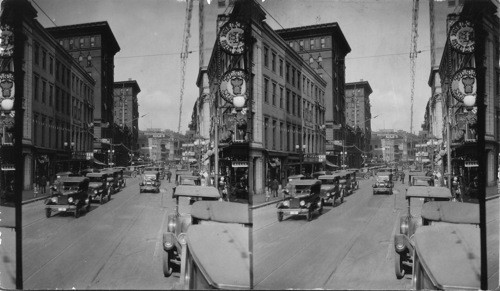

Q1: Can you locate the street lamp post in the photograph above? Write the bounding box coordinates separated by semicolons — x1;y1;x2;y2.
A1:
295;144;306;174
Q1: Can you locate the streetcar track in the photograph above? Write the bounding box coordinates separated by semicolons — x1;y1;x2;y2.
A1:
23;181;158;284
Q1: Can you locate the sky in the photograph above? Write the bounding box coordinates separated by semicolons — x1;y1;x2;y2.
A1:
32;0;433;134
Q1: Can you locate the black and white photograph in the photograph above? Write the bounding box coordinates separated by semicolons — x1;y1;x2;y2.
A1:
0;0;498;290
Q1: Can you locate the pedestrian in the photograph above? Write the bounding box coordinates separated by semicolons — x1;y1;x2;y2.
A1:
270;178;279;198
39;175;47;195
400;172;405;184
166;170;172;182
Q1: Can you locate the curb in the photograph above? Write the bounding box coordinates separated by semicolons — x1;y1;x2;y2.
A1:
22;195;50;205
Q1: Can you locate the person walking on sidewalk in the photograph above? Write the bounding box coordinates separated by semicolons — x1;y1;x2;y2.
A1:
39;175;47;195
270;178;279;198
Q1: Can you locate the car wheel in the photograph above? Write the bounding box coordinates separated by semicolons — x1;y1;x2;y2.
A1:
395;252;405;279
277;212;283;222
163;250;173;277
86;199;91;212
99;194;104;204
306;210;312;221
45;208;51;218
74;208;80;218
107;189;112;201
318;200;323;215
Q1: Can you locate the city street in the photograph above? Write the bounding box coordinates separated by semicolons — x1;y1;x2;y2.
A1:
253;177;499;290
21;176;181;290
253;177;411;289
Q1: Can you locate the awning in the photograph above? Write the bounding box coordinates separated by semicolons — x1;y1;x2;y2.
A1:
93;159;106;166
325;160;339;169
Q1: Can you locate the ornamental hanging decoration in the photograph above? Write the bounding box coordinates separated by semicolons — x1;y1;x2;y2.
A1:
448;20;475;54
218;20;247;55
0;25;14;57
220;69;248;105
451;68;476;103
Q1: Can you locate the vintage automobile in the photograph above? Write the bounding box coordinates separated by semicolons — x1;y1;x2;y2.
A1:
277;179;323;222
140;170;161;193
318;174;343;206
407;171;427;185
287;174;305;181
372;171;394;195
45;176;91;218
311;171;332;179
175;170;193;184
86;172;112;204
344;169;359;191
412;200;498;290
174;200;250;289
162;185;221;277
410;175;434;186
100;168;124;193
394;186;452;279
177;175;201;186
111;167;126;189
145;166;165;180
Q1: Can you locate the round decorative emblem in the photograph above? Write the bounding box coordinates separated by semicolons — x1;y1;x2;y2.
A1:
0;71;15;99
0;25;14;57
448;20;475;54
220;69;248;105
451;68;476;102
219;21;246;55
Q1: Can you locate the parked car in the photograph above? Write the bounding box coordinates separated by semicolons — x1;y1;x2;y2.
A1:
86;172;112;204
175;170;194;185
175;200;250;289
45;176;91;218
162;185;221;277
311;171;332;179
145;166;165;180
287;174;305;181
177;175;201;186
372;171;394;195
140;171;161;193
409;175;434;186
318;174;343;206
411;201;497;290
277;179;323;222
394;186;452;279
345;169;360;190
336;170;354;196
101;168;125;193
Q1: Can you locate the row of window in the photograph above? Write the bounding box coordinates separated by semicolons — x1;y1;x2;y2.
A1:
33;74;93;120
289;37;328;51
59;36;97;50
263;77;325;123
262;117;324;153
32;115;91;151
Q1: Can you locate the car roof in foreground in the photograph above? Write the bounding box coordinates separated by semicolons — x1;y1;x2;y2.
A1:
86;172;107;177
173;185;220;198
421;201;479;224
186;223;250;289
59;176;88;183
413;224;480;290
191;201;250;225
289;179;320;185
406;186;452;199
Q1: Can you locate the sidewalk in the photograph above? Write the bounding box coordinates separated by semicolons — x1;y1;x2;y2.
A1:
251;192;283;209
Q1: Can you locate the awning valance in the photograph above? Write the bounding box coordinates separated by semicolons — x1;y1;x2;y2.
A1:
325;160;339;169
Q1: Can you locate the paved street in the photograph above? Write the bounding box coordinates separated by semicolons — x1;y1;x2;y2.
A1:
252;177;499;290
21;176;183;290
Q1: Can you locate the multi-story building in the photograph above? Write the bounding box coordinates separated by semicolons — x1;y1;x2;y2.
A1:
17;1;96;189
46;21;121;164
437;1;499;186
202;0;327;196
276;22;351;166
113;79;141;152
345;81;373;167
